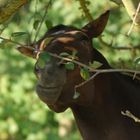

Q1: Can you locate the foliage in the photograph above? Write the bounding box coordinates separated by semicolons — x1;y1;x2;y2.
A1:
0;0;140;140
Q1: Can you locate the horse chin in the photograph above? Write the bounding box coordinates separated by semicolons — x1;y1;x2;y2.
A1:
36;84;63;105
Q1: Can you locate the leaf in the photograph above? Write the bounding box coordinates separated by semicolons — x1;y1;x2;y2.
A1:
134;57;140;65
37;52;51;69
60;52;70;57
65;62;75;70
134;57;140;70
39;52;51;62
89;61;103;69
73;91;80;99
36;58;45;69
11;32;28;37
80;68;90;80
33;20;40;30
45;20;53;29
71;50;78;60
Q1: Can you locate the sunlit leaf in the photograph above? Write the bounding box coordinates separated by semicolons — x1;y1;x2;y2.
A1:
80;68;90;80
65;62;75;70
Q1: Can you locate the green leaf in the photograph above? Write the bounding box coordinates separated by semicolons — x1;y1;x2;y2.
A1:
11;32;28;37
39;52;51;62
89;61;103;69
33;20;40;30
60;52;70;57
80;68;90;80
37;52;51;69
37;58;46;69
65;62;75;70
134;57;140;65
45;20;53;29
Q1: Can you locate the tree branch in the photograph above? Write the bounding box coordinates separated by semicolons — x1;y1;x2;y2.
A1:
77;0;93;22
0;0;27;24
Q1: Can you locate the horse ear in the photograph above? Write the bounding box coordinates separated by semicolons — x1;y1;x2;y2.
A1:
82;10;110;38
17;46;35;58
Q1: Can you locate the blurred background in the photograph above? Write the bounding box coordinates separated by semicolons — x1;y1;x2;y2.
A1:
0;0;140;139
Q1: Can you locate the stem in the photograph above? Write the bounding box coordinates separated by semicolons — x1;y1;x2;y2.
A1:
33;0;52;42
0;36;24;46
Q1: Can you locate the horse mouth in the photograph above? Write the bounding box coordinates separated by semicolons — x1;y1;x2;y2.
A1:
36;84;63;104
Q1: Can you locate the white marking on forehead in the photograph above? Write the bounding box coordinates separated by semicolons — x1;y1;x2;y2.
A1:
65;30;80;35
51;30;66;35
65;30;88;37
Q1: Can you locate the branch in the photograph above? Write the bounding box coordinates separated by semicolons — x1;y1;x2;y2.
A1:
111;0;140;25
33;0;52;42
122;0;140;25
99;36;140;50
0;36;25;46
49;53;140;75
47;53;140;90
0;0;27;24
77;0;93;22
127;2;140;36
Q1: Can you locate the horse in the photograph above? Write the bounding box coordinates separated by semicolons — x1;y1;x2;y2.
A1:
18;11;140;140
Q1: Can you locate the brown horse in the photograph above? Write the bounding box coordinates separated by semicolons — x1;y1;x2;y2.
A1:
18;11;140;140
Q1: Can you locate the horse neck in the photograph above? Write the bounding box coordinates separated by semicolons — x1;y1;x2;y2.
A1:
70;72;115;140
70;72;140;140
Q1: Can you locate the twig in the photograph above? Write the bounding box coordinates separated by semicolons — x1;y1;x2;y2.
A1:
33;0;52;42
127;2;140;36
49;52;140;75
77;0;93;22
75;71;100;90
0;36;25;46
99;36;140;50
121;110;140;123
47;52;140;90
